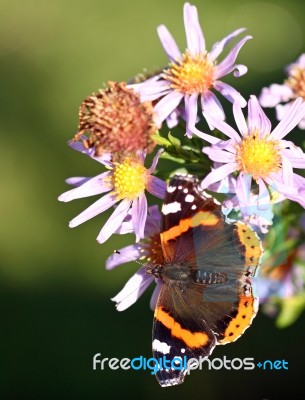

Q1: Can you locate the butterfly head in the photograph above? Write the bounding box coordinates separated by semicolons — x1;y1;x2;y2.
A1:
146;262;191;287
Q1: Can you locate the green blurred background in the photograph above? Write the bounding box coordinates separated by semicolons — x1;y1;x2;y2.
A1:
1;0;305;398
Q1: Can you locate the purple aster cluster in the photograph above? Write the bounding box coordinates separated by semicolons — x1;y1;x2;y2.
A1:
59;3;305;326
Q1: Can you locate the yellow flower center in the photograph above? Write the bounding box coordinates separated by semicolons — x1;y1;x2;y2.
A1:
163;51;215;94
235;132;281;180
286;67;305;99
111;157;147;200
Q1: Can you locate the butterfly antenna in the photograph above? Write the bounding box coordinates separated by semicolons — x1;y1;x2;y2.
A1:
114;250;146;267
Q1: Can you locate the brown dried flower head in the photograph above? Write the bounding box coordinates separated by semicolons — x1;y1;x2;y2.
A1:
74;81;158;156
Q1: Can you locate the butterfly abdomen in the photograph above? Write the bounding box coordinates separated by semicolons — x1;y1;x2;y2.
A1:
193;270;227;284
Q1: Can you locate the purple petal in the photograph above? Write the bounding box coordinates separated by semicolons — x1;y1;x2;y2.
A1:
232;64;248;77
278;173;305;208
96;198;132;243
214;35;252;79
65;177;92;187
148;204;161;220
106;244;145;270
286;54;305;74
148;148;164;173
290;185;305;208
68;140;112;166
202;113;241;142
233;100;248;136
128;80;171;102
58;171;111;202
223;195;239;210
209;169;237;194
166;109;180;129
248;95;272;137
259;84;293;108
265;173;298;196
129;76;170;92
280;140;304;155
298;117;305;130
136;149;146;164
214;81;247;107
269;98;305;140
154;90;184;126
293;173;305;191
282;157;305;168
209;28;246;61
281;142;305;167
257;178;270;210
132;192;148;241
142;90;172;103
201;163;238;189
211;139;237;152
186;94;221;143
115;221;134;235
185;93;202;139
111;267;154;311
236;172;252;213
144;205;161;236
157;24;181;61
146;176;167;199
275;103;292;122
183;2;205;55
68;192;117;228
201;91;225;122
281;155;293;187
150;279;162;311
203;146;235;163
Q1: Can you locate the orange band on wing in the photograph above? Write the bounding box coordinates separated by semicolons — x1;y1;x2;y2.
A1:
161;212;221;243
218;296;257;344
155;306;209;348
235;223;263;267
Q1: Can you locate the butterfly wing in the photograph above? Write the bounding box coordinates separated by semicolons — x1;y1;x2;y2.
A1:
160;174;223;264
152;174;263;386
152;283;217;387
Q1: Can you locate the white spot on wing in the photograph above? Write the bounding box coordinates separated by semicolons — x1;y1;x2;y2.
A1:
152;339;171;354
167;186;176;193
183;188;188;193
185;194;194;203
181;348;185;353
162;202;181;215
191;205;197;210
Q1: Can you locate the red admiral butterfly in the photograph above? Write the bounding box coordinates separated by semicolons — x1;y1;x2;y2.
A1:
146;174;263;386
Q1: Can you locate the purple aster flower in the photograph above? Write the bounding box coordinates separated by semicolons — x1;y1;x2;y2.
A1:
107;205;163;311
259;54;305;129
58;146;166;243
201;95;305;209
129;2;251;139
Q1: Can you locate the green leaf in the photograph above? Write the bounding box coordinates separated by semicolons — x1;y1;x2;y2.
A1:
276;294;305;328
160;151;185;164
152;132;171;147
168;131;181;147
